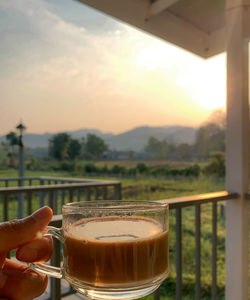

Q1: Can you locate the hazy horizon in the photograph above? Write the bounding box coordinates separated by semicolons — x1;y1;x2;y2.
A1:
1;122;200;137
0;0;226;136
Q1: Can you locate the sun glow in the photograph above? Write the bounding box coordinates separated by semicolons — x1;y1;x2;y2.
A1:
187;55;226;110
134;40;177;71
174;54;226;111
135;41;226;111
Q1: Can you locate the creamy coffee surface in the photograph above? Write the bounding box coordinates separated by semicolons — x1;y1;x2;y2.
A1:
69;217;162;241
64;216;168;287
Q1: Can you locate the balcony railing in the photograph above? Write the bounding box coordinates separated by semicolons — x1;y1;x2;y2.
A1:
0;177;238;300
0;176;121;221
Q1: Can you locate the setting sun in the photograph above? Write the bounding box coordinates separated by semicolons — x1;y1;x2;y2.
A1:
177;54;226;110
189;55;226;110
135;41;226;112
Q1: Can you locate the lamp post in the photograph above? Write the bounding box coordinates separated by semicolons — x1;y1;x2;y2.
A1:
16;121;26;218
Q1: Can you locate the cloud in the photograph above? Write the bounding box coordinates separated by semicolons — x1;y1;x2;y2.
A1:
0;0;151;79
0;0;219;134
0;0;168;132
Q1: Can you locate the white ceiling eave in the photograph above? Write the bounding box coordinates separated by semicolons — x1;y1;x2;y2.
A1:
77;0;227;58
146;0;180;18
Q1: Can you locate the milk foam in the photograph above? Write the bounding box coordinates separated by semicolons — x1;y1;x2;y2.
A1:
69;217;162;241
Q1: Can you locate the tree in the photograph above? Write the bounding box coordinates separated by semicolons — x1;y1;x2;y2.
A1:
203;152;225;177
6;131;19;152
175;143;193;161
49;133;71;160
5;131;19;167
144;136;169;159
206;109;226;128
83;134;108;160
160;140;169;159
128;150;134;160
194;109;226;160
68;139;81;160
194;123;225;160
144;136;162;158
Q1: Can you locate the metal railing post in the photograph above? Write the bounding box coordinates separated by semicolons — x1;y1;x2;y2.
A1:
50;218;62;300
49;191;54;212
27;192;32;215
3;194;8;222
39;179;45;208
176;207;182;300
212;202;217;300
153;287;160;300
114;183;122;200
195;205;201;300
85;188;91;201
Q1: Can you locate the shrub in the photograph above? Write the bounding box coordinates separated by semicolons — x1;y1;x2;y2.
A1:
111;164;127;174
84;163;97;173
135;162;148;174
203;152;225;177
59;161;76;172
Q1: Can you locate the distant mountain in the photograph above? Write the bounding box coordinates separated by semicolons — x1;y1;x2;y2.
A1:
0;129;112;149
0;126;197;152
67;128;113;140
106;126;196;151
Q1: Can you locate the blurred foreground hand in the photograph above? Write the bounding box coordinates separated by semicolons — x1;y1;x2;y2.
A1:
0;206;53;300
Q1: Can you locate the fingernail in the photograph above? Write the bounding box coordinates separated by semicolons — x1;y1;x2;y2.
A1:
18;247;38;262
0;270;8;288
31;206;52;222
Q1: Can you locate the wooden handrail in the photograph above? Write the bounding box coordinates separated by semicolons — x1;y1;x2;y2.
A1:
157;191;238;209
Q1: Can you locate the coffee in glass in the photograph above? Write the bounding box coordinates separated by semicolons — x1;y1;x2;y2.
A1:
30;201;169;300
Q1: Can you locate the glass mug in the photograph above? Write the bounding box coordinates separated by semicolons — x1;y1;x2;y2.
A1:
30;201;169;300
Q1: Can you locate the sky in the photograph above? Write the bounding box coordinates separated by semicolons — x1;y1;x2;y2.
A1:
0;0;226;135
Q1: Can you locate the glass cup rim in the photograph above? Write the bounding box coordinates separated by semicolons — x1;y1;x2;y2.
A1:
62;200;168;212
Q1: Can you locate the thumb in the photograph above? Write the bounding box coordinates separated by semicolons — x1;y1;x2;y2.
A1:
0;206;53;253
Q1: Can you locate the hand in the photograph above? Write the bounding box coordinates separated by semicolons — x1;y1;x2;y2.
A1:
0;206;53;300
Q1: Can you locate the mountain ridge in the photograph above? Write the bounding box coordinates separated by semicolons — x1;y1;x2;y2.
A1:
0;125;197;152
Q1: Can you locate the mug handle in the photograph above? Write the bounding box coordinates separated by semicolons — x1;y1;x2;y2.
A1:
29;226;64;279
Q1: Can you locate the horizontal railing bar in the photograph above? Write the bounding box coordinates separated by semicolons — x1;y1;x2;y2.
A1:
48;191;229;225
0;176;113;183
0;177;42;182
157;191;238;209
39;176;109;183
0;182;121;195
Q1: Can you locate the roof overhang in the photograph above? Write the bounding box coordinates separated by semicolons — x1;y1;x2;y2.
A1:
77;0;229;58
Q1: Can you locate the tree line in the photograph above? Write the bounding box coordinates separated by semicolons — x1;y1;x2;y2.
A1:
48;133;108;161
48;110;226;162
144;110;225;161
2;110;226;164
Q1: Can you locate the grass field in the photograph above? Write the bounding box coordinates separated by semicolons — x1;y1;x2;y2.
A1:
0;169;226;299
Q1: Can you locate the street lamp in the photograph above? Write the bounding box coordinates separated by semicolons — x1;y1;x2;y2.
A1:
16;121;26;179
16;121;26;218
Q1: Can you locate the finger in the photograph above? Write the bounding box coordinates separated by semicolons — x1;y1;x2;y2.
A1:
0;259;48;300
16;235;53;263
0;252;7;269
0;206;53;252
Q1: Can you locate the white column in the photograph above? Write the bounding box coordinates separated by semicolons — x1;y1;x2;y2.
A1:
225;3;249;300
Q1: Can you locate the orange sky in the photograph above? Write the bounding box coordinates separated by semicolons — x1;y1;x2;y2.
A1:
0;0;226;135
